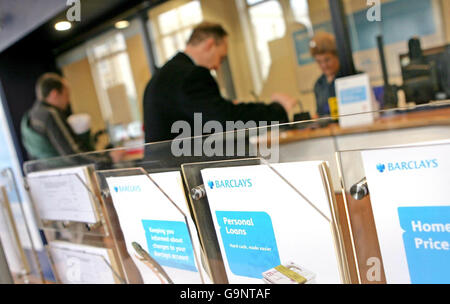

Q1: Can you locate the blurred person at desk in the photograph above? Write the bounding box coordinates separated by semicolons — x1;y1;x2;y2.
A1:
310;32;343;118
21;73;125;162
143;21;297;143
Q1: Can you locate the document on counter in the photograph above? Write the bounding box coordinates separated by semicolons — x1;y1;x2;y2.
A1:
200;161;343;284
106;171;209;284
26;166;100;224
49;241;119;284
362;143;450;284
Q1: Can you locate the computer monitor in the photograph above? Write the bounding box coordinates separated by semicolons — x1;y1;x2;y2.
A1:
400;41;450;104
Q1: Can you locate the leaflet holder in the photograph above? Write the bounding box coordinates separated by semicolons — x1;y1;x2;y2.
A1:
24;166;107;237
181;158;262;283
47;241;125;284
0;168;43;283
24;165;126;284
96;167;207;284
181;157;351;284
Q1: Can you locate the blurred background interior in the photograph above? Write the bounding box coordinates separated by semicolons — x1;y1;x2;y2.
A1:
0;0;449;163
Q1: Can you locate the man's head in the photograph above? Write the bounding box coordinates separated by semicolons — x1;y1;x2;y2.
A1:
310;32;340;79
35;73;71;110
185;22;228;71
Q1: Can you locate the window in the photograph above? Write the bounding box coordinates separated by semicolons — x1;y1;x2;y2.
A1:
87;33;142;142
290;0;312;35
242;0;286;91
152;1;203;66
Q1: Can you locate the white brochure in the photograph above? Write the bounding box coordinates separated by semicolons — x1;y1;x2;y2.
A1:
106;171;208;284
200;161;342;284
26;166;99;223
335;73;377;128
49;241;118;284
362;143;450;284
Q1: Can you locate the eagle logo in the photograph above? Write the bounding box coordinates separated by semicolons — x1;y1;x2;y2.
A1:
207;181;214;189
376;163;386;173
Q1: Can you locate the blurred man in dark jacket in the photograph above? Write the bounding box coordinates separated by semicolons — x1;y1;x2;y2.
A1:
143;22;297;143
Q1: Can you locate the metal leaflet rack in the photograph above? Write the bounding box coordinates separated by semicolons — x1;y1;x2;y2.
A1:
95;167;207;284
0;168;42;284
0;236;13;284
0;186;31;281
24;165;126;284
181;157;352;284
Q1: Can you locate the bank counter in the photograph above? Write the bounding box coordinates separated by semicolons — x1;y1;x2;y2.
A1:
12;101;450;284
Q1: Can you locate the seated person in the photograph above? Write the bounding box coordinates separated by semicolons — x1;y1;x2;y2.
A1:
309;32;343;118
21;73;124;162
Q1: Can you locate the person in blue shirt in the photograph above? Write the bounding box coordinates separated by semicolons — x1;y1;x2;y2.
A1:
310;32;343;118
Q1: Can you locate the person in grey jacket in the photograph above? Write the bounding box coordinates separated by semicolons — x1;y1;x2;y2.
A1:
21;73;124;163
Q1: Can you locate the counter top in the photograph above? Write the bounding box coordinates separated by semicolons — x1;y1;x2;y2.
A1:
276;106;450;145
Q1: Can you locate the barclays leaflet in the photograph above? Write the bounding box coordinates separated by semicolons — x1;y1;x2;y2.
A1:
200;161;343;284
362;143;450;284
106;171;209;284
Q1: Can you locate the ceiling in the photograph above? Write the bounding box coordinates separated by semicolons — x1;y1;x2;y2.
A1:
0;0;67;53
0;0;167;56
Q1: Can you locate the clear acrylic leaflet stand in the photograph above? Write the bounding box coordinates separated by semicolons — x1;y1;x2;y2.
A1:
336;141;450;284
181;158;262;284
258;158;352;284
24;165;126;284
336;148;385;284
0;168;44;284
21;101;450;284
46;241;125;284
96;167;206;284
181;157;351;284
25;168;107;237
0;186;32;282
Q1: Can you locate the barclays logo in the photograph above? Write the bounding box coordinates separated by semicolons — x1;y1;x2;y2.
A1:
376;159;438;173
376;163;386;173
114;185;142;193
208;178;253;190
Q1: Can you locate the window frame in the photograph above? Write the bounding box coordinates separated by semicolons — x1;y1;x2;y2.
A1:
150;0;203;66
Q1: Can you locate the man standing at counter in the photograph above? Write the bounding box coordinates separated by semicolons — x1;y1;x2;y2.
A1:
143;21;297;143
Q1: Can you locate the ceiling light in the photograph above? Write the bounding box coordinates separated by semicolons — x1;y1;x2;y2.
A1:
54;21;72;31
115;20;130;29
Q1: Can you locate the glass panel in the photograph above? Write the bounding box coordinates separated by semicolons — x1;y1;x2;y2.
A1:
344;0;449;109
21;100;450;283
